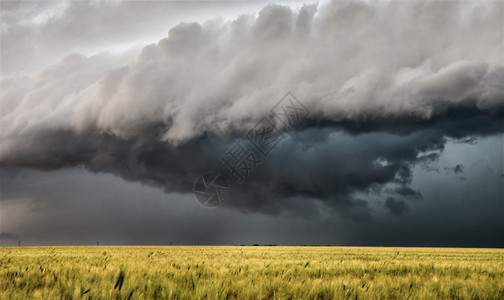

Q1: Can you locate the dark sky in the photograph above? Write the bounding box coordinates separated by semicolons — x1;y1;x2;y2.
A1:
1;0;503;247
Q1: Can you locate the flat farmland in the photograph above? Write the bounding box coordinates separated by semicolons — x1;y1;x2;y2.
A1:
1;246;503;299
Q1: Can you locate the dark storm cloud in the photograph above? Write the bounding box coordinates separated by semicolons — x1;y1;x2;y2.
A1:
389;187;423;200
1;116;501;219
2;135;502;247
0;0;503;221
385;197;408;216
444;164;464;175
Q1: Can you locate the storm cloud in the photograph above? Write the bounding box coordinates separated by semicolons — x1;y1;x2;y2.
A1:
1;0;503;229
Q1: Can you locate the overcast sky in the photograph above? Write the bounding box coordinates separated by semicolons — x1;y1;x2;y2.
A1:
1;0;503;247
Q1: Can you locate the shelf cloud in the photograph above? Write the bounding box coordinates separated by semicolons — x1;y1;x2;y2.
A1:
1;0;503;221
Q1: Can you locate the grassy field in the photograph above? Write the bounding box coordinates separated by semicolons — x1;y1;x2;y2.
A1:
0;246;503;299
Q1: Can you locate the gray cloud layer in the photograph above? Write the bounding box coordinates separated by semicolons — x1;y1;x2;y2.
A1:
1;135;503;247
1;0;503;221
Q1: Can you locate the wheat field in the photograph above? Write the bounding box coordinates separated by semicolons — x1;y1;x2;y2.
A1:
0;246;503;299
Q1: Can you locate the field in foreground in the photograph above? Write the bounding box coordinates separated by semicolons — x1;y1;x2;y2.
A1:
0;246;503;299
